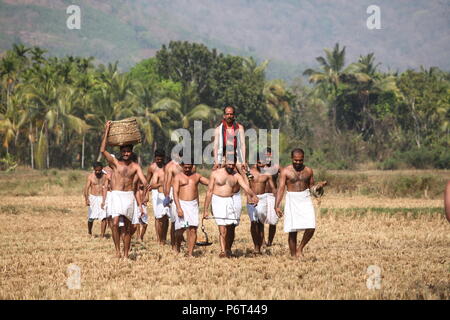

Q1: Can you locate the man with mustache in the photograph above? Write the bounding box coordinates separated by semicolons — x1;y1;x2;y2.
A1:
173;158;209;257
100;121;148;259
261;147;282;246
84;162;108;238
213;106;251;181
146;149;169;244
247;156;276;255
275;148;316;258
204;152;259;258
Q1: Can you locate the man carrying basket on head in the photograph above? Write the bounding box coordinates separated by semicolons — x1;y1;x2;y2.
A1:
100;120;148;259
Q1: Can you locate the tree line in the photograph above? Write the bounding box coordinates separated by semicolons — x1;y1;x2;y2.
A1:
0;42;449;170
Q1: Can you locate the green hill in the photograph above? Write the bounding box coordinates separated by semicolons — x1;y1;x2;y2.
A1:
1;0;449;80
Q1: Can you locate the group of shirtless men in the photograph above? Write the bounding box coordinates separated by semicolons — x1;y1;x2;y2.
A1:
84;106;318;259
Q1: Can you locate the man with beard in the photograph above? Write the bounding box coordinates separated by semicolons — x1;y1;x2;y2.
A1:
162;150;184;250
261;147;282;246
247;156;276;254
100;121;148;259
173;158;209;256
145;149;169;243
163;150;196;250
203;153;259;258
275;148;316;258
84;162;108;237
213;106;250;179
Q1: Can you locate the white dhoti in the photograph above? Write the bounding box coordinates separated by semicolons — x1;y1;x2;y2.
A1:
105;191;112;218
232;191;242;226
247;193;268;224
211;194;239;226
132;201;149;225
265;193;279;225
109;190;135;221
175;199;199;230
284;189;316;233
87;194;107;221
154;192;169;219
168;187;177;223
151;189;158;212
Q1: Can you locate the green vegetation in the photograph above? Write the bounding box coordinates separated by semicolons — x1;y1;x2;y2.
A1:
0;41;449;170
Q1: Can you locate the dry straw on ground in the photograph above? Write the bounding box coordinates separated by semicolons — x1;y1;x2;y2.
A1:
0;169;449;299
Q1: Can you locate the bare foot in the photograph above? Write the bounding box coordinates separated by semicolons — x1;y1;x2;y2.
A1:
219;252;227;258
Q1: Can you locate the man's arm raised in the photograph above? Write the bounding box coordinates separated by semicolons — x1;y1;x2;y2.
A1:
275;168;287;217
100;121;117;168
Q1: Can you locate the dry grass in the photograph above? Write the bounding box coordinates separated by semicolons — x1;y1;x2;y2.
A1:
0;169;449;300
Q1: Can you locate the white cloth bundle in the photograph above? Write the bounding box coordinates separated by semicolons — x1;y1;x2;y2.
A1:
265;193;279;225
247;193;268;224
132;201;148;225
232;191;242;224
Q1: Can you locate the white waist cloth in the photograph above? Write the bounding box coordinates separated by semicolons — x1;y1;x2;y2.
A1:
212;194;239;226
175;199;199;230
109;190;135;221
88;194;107;221
154;192;170;219
132;201;148;225
167;187;176;222
151;189;158;211
247;193;267;223
284;189;316;232
105;191;112;217
265;193;278;225
232;192;242;221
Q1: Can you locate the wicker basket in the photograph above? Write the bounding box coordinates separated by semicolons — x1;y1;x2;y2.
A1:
107;118;142;146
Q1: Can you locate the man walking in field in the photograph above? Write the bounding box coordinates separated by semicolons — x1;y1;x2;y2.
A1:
204;153;259;258
146;149;170;244
261;147;282;246
84;162;109;238
247;156;276;254
163;150;185;250
275;148;316;258
173;158;209;256
100;121;148;259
